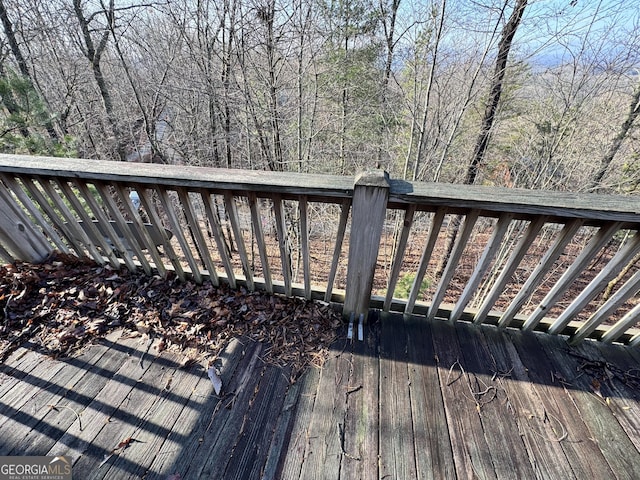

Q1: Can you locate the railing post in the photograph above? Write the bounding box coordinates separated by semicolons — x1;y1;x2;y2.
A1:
344;169;390;323
0;187;52;263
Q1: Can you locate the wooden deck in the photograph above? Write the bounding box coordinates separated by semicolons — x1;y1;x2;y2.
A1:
1;313;639;479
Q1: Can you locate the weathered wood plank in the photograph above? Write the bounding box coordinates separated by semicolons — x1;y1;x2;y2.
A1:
221;365;291;479
431;319;498;480
391;176;640;222
44;335;158;476
261;372;305;480
479;326;577;479
340;320;379;480
73;339;171;478
42;340;133;458
536;334;640;478
508;330;618;479
183;341;265;478
0;348;44;398
0;359;68;455
11;343;113;457
5;154;640;222
155;337;259;478
277;364;321;479
405;315;457;479
568;340;640;453
0;154;355;200
96;352;205;479
378;313;417;480
454;324;536;479
297;338;352;480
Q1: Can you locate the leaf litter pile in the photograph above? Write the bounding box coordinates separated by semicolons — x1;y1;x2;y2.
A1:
0;254;343;379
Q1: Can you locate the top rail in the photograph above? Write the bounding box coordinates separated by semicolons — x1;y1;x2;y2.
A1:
1;154;640;346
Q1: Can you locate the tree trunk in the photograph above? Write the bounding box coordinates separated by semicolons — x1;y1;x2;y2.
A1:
436;0;527;279
73;0;126;161
466;0;528;185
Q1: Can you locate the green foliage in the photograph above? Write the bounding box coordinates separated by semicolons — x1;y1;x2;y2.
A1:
393;273;431;299
0;71;75;156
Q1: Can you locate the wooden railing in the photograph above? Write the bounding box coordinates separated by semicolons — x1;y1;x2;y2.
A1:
1;153;640;346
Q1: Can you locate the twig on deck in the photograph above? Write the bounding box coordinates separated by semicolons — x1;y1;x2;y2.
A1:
139;334;154;369
47;403;83;431
445;360;464;386
525;409;568;442
337;422;360;461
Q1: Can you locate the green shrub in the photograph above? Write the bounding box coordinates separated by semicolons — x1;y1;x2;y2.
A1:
393;273;431;299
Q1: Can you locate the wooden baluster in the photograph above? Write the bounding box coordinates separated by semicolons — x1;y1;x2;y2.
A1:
0;178;52;262
247;192;272;293
40;177;103;262
224;191;254;290
528;221;622;333
158;187;202;283
93;182;152;274
299;195;311;300
55;179;120;268
384;205;416;312
475;216;547;324
2;174;67;254
202;190;237;288
573;268;640;344
177;188;218;285
405;208;445;316
451;213;514;323
325;199;350;303
554;230;640;340
273;194;293;297
499;219;583;328
136;185;183;280
428;209;480;322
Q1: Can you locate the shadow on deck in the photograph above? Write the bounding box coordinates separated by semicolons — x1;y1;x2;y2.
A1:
1;313;639;479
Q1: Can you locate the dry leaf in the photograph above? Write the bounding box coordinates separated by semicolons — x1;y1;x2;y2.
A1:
591;378;602;398
117;436;134;450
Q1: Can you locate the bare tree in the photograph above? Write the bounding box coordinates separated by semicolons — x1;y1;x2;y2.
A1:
466;0;527;185
72;0;126;160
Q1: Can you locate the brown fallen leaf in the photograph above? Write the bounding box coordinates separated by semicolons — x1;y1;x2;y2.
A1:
591;378;603;398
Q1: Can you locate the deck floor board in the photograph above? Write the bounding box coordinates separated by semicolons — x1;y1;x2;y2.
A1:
1;313;639;479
